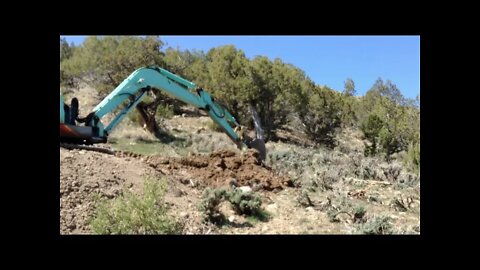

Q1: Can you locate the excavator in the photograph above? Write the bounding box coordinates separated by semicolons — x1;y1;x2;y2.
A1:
60;66;266;159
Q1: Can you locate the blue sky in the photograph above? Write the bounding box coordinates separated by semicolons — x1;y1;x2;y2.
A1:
61;36;420;99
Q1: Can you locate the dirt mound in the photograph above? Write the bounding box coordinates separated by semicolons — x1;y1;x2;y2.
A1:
145;149;292;191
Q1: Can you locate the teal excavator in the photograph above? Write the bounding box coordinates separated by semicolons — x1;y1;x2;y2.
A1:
60;66;266;159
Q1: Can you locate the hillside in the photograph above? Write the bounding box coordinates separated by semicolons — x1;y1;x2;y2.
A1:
60;36;420;235
60;87;420;235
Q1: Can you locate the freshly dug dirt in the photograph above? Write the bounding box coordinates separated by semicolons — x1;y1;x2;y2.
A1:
145;149;292;191
61;147;292;234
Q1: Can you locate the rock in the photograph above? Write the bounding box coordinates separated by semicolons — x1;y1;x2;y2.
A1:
239;186;252;193
252;183;264;191
306;206;314;212
79;150;86;155
180;212;189;218
173;189;185;197
228;216;235;222
229;178;238;188
213;159;226;169
265;203;278;214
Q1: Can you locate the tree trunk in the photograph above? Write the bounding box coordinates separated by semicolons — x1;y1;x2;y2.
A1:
135;89;166;139
136;103;161;137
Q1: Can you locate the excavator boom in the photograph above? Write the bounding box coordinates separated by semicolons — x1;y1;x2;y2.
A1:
60;66;266;158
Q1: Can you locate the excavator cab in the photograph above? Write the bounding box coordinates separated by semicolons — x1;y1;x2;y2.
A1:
62;97;79;126
60;95;106;144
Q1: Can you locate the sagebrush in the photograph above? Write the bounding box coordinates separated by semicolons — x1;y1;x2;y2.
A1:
198;187;265;224
90;178;182;234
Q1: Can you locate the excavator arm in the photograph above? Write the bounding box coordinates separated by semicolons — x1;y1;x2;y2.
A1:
60;66;265;157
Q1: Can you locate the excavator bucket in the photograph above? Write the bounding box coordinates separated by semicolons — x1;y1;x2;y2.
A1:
249;138;266;161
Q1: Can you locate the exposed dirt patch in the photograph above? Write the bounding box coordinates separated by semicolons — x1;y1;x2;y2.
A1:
145;149;292;192
60;147;216;235
61;147;285;235
60;148;160;234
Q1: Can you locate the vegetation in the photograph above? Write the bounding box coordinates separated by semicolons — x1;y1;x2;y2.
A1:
227;188;263;216
355;215;393;235
90;178;182;234
60;36;420;235
358;79;420;160
206;119;224;132
61;36;419;163
60;36;165;94
198;187;228;223
300;86;343;148
198;187;266;224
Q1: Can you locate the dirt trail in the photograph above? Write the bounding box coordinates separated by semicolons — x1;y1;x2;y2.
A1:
144;149;293;191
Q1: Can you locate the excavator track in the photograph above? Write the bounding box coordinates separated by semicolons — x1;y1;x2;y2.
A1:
60;143;116;155
60;143;167;173
60;143;150;160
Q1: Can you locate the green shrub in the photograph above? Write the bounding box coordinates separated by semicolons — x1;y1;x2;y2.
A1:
353;206;367;223
404;140;420;173
378;127;402;156
246;209;271;223
90;178;182;234
327;209;340;222
156;104;175;119
358;79;419;160
198;187;265;224
327;205;366;224
125;96;174;125
198;187;228;223
361;115;384;140
127;109;143;126
206;119;224;132
361;114;384;156
356;215;393;235
300;87;343;148
227;188;263;216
